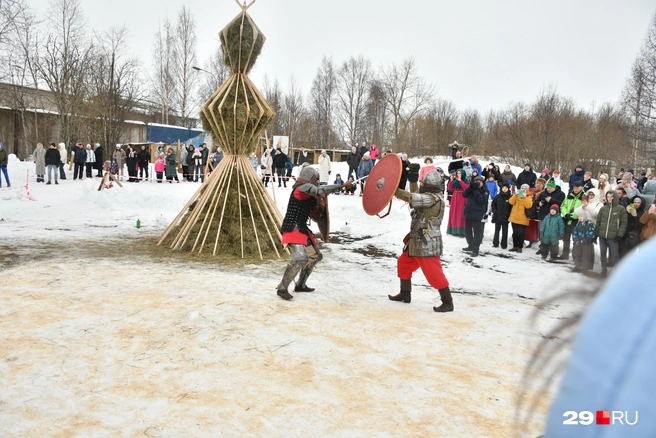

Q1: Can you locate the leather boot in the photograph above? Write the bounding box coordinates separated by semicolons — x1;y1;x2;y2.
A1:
389;279;411;303
294;266;315;292
433;287;454;312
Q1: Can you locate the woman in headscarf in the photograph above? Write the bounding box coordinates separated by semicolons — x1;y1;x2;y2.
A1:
446;169;469;237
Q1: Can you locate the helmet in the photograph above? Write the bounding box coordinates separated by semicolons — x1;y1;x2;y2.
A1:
298;164;319;185
422;170;442;189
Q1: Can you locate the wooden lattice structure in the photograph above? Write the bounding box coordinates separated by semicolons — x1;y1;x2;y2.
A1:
158;1;282;259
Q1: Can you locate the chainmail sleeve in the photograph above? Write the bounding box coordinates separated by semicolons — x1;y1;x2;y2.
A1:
299;183;344;198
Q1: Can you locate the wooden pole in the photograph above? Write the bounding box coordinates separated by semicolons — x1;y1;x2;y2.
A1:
236;156;245;258
196;155;234;252
212;157;237;255
176;156;230;250
241;156;283;257
238;156;263;259
192;156;232;252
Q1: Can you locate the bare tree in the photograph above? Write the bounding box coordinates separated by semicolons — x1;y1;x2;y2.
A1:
308;56;337;150
622;14;656;169
279;75;304;148
262;74;283;136
38;0;92;147
0;0;41;157
87;26;142;158
151;18;176;125
363;78;388;149
197;44;230;104
336;55;371;146
381;57;434;145
174;5;198;128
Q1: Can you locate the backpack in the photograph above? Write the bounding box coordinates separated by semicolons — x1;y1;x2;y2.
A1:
573;221;596;244
623;230;640;249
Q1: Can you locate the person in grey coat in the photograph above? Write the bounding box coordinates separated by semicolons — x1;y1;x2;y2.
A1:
33;143;46;183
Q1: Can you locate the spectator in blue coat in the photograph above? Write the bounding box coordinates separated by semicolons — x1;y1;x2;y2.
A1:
486;174;498;199
568;164;585;194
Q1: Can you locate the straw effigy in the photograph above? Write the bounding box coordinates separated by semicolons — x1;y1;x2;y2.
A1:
158;0;281;260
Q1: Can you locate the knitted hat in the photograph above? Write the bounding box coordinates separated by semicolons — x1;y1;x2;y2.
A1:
546;178;557;188
550;204;559;212
542;168;550;174
573;180;583;187
501;182;510;190
474;176;485;183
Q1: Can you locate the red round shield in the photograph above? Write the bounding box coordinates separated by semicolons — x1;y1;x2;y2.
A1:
362;153;402;216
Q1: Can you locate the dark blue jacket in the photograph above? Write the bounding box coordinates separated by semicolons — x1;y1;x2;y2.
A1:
74;148;87;164
568;167;585;191
462;182;490;220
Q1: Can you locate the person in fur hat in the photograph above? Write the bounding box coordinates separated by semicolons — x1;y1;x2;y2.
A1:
595;173;612;198
540;204;565;261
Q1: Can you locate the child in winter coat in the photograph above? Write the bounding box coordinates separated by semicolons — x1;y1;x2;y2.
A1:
572;210;597;273
540;204;565;260
491;183;512;249
345;176;356;195
333;174;345;194
486;175;498;199
154;156;165;183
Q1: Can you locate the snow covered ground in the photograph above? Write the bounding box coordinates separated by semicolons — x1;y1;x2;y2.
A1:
0;155;593;437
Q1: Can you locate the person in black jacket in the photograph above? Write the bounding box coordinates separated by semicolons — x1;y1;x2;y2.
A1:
462;175;490;257
536;179;566;220
73;142;86;180
491;183;512;249
185;144;195;181
94;144;104;177
137;145;150;181
45;142;61;184
272;147;288;188
346;146;360;180
398;153;409;190
516;163;537;189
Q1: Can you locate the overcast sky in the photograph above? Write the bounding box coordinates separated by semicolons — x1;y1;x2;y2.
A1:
31;0;655;113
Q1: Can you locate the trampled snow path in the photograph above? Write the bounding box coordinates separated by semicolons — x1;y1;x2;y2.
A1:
0;155;593;436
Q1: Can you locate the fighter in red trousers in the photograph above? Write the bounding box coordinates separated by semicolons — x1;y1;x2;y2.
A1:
389;170;454;312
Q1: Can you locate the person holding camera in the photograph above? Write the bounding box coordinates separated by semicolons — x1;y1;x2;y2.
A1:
462;176;490;257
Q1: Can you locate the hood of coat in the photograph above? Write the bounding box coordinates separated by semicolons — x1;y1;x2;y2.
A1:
586;188;602;207
642;180;656;196
605;190;619;207
630;195;646;214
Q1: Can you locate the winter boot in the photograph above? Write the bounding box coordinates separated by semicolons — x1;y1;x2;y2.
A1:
462;247;474;252
389;279;412;303
277;289;294;300
433;287;454;312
